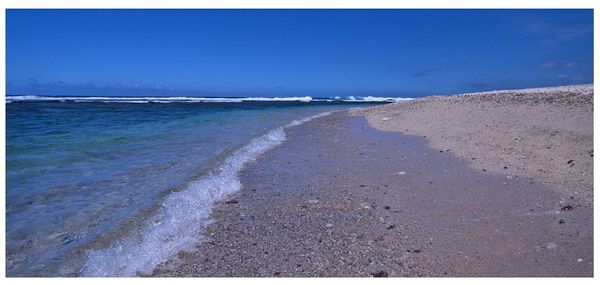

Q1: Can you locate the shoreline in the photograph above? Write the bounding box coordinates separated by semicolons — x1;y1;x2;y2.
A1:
153;85;594;276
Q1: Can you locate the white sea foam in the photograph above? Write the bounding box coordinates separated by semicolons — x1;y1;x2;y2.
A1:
81;111;332;277
342;96;413;102
5;95;412;103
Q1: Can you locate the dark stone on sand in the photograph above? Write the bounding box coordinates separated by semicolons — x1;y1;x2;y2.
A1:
567;160;574;165
371;271;389;277
225;200;239;204
559;219;566;224
386;225;395;230
560;205;574;211
384;206;391;210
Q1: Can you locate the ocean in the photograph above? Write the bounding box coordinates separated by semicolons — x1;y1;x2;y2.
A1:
5;95;410;276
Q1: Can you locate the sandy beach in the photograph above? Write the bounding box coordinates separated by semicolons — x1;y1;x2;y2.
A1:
153;85;593;277
354;84;594;206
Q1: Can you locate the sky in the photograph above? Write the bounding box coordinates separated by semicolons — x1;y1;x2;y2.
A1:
6;9;594;98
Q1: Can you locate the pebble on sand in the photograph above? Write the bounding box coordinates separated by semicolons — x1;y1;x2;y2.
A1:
560;205;574;211
544;242;557;250
371;271;389;277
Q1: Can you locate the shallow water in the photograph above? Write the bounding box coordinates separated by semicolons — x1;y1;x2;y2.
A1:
5;99;381;276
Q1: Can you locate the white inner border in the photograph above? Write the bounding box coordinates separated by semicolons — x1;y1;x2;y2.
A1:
0;1;598;285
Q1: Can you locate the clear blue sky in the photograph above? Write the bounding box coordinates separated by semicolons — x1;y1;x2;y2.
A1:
6;9;593;97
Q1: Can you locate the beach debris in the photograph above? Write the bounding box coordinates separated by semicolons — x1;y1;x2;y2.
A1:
559;219;566;224
560;205;574;211
567;159;574;165
386;225;395;230
225;199;239;204
384;206;391;210
359;202;376;209
397;171;406;175
371;271;389;277
307;199;319;204
482;169;487;172
577;258;584;263
325;223;334;228
544;242;557;250
382;117;390;121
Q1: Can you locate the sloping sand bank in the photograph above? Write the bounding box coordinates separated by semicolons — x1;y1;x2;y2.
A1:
353;84;593;206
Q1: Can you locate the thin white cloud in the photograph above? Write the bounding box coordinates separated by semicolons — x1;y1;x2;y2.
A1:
538;61;577;69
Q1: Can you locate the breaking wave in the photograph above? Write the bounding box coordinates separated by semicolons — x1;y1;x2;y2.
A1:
81;112;332;276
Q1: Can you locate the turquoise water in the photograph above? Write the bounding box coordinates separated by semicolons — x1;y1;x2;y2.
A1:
5;98;389;276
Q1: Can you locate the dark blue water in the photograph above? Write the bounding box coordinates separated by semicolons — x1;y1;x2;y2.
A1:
5;99;386;276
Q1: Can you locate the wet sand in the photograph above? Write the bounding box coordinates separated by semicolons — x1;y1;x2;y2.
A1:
154;101;593;276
